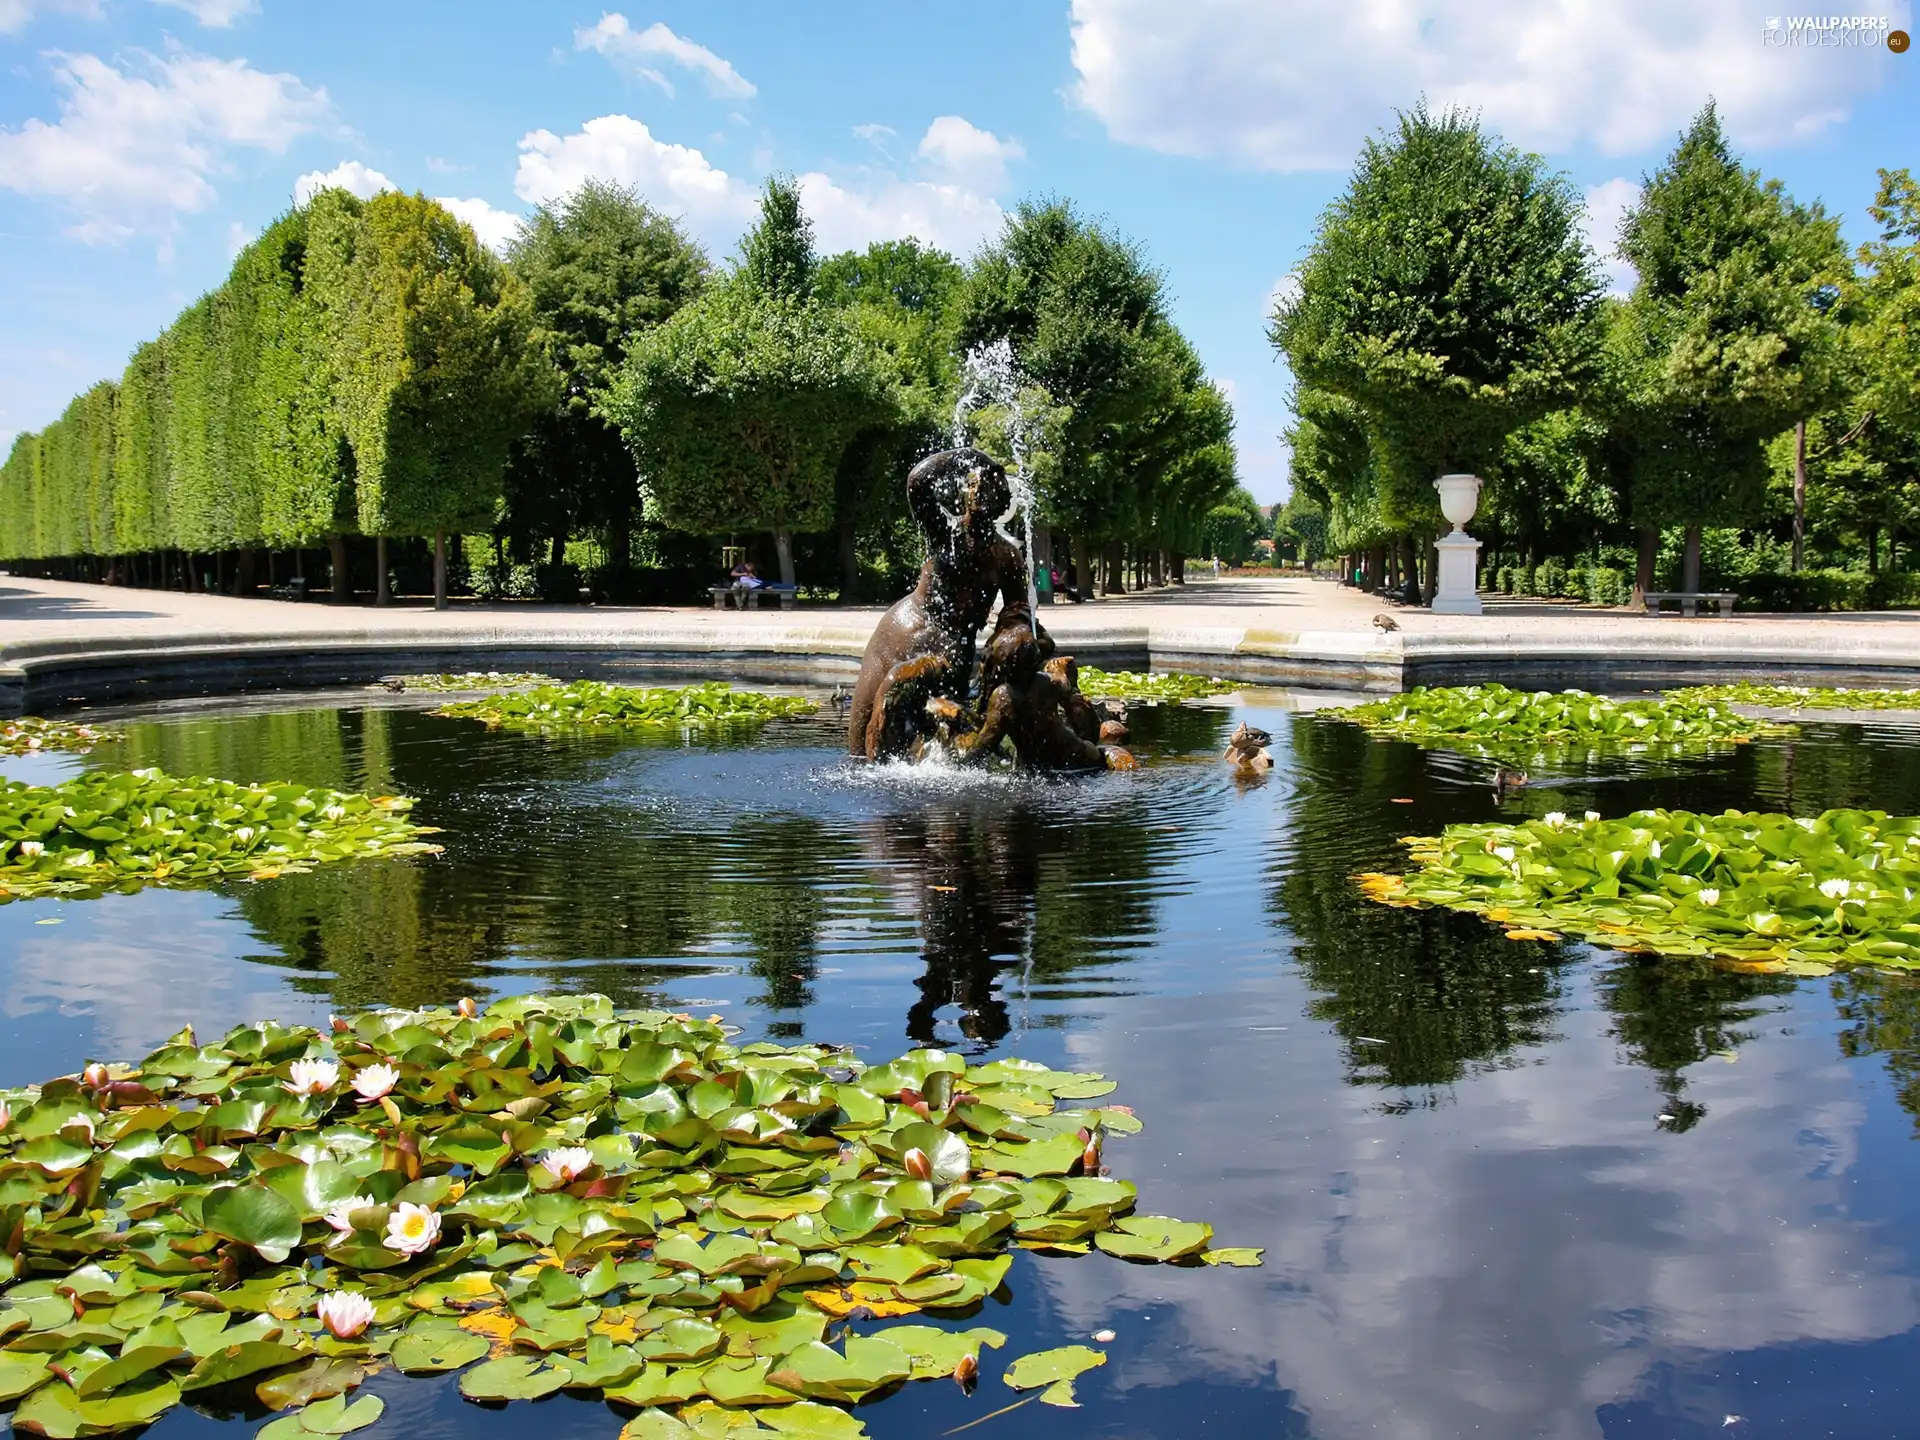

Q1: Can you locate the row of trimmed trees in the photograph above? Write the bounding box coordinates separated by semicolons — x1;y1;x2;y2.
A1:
0;191;548;606
1273;102;1920;606
2;178;1240;605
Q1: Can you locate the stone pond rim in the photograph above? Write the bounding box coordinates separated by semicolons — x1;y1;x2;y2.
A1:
10;581;1920;716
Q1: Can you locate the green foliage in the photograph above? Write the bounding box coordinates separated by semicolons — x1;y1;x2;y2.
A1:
738;176;817;300
1202;486;1265;564
1667;684;1920;710
1331;683;1787;761
607;279;894;556
379;672;558;693
1610;105;1848;528
1856;168;1920;433
1273;105;1602;525
1276;490;1328;564
2;717;118;756
435;681;817;733
0;768;440;902
1584;565;1628;606
1072;669;1233;701
0;995;1252;1436
1362;806;1920;971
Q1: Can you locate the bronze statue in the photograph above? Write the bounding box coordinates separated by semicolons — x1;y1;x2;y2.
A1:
847;448;1132;771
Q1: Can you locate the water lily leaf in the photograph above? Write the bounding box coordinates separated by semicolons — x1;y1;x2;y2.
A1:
183;1340;308;1391
13;1375;181;1438
1092;1214;1213;1262
203;1184;304;1263
619;1411;697;1440
606;1363;711;1407
72;1324;190;1397
840;1243;943;1287
765;1335;912;1403
458;1354;567;1401
757;1401;869;1437
257;1392;385;1440
255;1358;371;1410
389;1330;490;1373
636;1316;726;1362
980;1132;1084;1178
701;1355;796;1406
1003;1344;1106;1406
886;1123;971;1185
872;1325;1006;1380
553;1334;645;1389
1201;1247;1265;1267
0;1352;53;1402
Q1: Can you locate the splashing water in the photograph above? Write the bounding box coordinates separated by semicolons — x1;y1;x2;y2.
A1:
953;339;1041;616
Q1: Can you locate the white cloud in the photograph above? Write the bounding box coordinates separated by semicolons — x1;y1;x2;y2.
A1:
151;0;258;26
0;49;331;238
575;13;755;100
225;217;252;256
512;114;757;241
1265;272;1301;323
915;115;1024;193
424;155;462;174
1068;0;1912;170
292;158;392;204
0;0;98;34
1581;176;1642;296
796;170;1005;258
436;195;521;254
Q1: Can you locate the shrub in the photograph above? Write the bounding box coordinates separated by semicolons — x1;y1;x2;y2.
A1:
1584;566;1627;607
533;561;583;603
1535;558;1568;598
1737;569;1872;612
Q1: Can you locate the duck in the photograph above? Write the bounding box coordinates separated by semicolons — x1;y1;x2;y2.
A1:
828;683;852;710
1491;765;1529;802
1224;721;1274;770
1373;613;1399;633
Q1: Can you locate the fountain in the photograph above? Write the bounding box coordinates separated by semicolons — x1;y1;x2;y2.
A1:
845;445;1133;771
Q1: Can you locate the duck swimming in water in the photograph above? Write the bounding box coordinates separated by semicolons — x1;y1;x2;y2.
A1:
1491;765;1529;802
1224;722;1274;770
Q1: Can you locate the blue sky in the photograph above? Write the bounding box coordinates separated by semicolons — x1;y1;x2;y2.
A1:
1;1;1915;503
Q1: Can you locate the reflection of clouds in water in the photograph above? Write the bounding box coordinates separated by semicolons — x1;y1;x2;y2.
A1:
0;890;329;1075
1039;967;1918;1440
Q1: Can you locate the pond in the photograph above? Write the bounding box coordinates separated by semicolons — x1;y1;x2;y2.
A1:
6;689;1920;1440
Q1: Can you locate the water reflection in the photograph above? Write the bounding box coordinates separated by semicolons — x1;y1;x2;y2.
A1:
7;698;1920;1437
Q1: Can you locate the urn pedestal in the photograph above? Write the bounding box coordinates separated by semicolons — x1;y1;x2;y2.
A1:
1431;473;1484;616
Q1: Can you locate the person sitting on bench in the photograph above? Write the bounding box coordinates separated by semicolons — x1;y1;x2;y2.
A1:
730;560;767;591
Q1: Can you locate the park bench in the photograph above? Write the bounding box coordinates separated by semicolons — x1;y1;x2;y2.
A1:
1644;591;1736;618
267;577;307;603
708;583;799;612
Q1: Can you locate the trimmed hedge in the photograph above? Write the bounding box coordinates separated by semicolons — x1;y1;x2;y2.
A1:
0;191;548;564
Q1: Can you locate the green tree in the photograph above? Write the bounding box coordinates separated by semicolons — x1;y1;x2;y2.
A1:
1858;169;1920;433
1277;489;1328;565
1612;104;1847;591
606;184;894;587
815;238;965;597
503;180;710;589
1202;486;1265;565
306;189;553;606
1271;105;1603;598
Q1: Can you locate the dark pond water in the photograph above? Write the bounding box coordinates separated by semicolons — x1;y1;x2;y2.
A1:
8;690;1920;1440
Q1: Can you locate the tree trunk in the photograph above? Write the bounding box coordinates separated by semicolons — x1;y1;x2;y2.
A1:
1074;533;1097;602
375;537;390;607
1103;541;1125;595
549;529;567;567
837;520;859;602
1869;525;1880;576
1682;525;1702;594
773;528;796;588
433;531;448;610
1172;553;1185;583
1421;535;1439;606
1633;527;1658;608
1792;419;1807;573
329;533;350;602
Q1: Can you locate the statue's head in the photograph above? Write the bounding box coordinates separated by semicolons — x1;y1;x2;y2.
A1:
907;448;1013;557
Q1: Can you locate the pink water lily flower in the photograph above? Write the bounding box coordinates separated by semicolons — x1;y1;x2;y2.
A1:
533;1146;595;1183
324;1194;378;1234
283;1059;339;1096
384;1202;440;1256
315;1291;375;1339
351;1063;399;1102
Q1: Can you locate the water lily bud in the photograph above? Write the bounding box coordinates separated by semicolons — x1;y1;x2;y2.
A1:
382;1201;440;1256
330;1015;350;1035
1093;1329;1117;1343
953;1353;979;1389
0;1099;10;1131
902;1147;934;1182
456;997;478;1019
1080;1131;1102;1175
81;1063;109;1091
315;1291;375;1340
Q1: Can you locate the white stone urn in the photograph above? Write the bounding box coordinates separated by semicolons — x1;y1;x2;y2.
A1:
1431;473;1484;615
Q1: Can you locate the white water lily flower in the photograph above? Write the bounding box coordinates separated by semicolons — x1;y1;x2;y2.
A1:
315;1291;375;1339
1797;818;1817;831
284;1059;339;1096
322;804;347;822
1698;888;1721;906
1585;811;1601;823
17;840;44;859
1543;812;1567;827
383;1202;440;1256
1819;878;1851;899
324;1194;378;1234
1649;840;1662;859
351;1063;399;1101
535;1146;595;1183
1492;845;1516;862
233;826;257;844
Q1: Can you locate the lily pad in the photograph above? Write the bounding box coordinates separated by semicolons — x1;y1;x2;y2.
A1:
256;1392;385;1440
389;1331;491;1374
458;1354;568;1401
1003;1344;1108;1407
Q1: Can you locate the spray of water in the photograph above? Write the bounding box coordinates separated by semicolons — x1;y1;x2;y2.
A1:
952;339;1040;617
